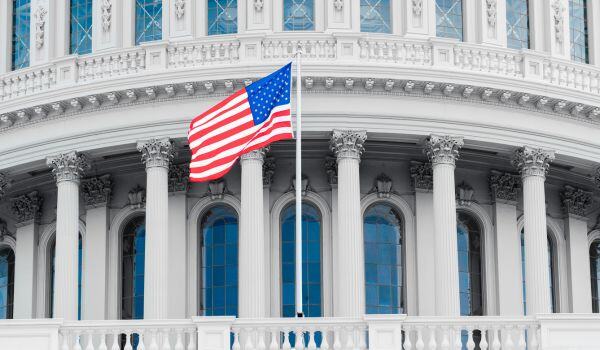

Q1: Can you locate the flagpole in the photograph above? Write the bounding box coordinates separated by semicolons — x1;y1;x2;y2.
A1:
295;45;303;318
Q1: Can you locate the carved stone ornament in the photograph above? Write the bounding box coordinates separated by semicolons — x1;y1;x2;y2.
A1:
175;0;185;19
208;179;226;200
128;185;145;209
412;0;423;16
333;0;343;11
324;156;338;185
291;174;310;196
101;0;112;31
456;181;475;206
34;6;48;49
561;185;593;217
512;146;555;178
552;0;565;44
0;173;11;199
263;157;276;186
486;0;497;27
11;191;43;225
375;173;393;198
254;0;264;11
489;170;520;203
46;151;90;183
169;164;189;193
330;130;367;161
424;135;464;165
410;161;433;191
137;138;175;169
0;220;13;242
240;147;268;162
81;174;112;208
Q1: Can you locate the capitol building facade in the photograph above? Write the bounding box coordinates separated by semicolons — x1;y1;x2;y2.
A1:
1;0;600;349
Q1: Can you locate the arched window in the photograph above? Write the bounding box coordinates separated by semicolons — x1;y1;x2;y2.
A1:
281;202;322;317
49;235;83;319
208;0;238;35
457;212;483;316
360;0;391;33
284;0;314;31
69;0;93;54
200;205;238;316
0;247;15;319
506;0;530;49
121;216;145;320
12;0;31;70
569;0;589;63
436;0;463;40
135;0;162;45
590;240;600;313
364;203;404;314
520;230;557;313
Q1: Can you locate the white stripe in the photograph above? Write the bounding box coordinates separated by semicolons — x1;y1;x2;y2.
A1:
247;126;293;148
189;114;253;150
191;92;248;129
190;159;237;179
188;101;251;139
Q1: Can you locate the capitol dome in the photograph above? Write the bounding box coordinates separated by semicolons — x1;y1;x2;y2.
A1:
0;1;600;349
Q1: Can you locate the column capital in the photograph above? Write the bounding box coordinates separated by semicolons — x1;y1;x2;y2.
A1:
168;164;189;194
330;129;367;161
0;172;12;199
424;134;464;165
46;151;90;183
489;170;521;204
240;147;269;162
410;161;433;191
137;138;175;169
11;191;44;226
561;185;593;217
262;157;276;187
81;174;112;208
512;146;555;178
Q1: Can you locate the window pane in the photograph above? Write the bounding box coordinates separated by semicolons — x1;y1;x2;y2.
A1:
208;0;238;35
360;0;391;33
12;0;31;70
281;203;322;317
0;248;15;319
457;213;483;316
284;0;314;31
591;240;600;313
569;0;589;63
436;0;463;40
201;205;238;316
506;0;530;49
70;0;93;54
121;216;145;320
135;0;162;45
364;203;403;314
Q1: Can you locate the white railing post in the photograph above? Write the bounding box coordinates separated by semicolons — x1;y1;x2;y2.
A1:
193;316;236;350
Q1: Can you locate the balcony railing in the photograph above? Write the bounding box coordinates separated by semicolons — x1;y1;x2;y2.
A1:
2;315;600;350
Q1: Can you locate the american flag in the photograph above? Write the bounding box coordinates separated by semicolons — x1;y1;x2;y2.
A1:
188;64;294;182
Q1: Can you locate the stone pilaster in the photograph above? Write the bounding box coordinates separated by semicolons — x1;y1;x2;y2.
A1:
47;151;89;320
424;134;463;316
239;148;268;318
330;129;367;317
137;138;174;319
512;146;555;315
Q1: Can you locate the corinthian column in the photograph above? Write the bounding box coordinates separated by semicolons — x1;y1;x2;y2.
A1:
137;138;174;319
424;134;463;316
47;151;90;320
330;129;367;317
512;146;555;315
239;149;267;318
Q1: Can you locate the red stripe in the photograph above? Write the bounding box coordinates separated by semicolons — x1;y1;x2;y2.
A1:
189;118;255;154
190;89;246;126
188;107;252;145
189;98;250;135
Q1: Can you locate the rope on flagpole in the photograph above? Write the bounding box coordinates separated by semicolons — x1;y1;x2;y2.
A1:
294;43;303;318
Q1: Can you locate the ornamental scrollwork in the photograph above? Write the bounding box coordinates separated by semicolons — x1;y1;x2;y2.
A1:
424;135;464;165
262;157;276;186
0;173;11;199
333;0;343;11
561;185;593;217
410;161;433;191
46;151;90;183
81;175;112;208
101;0;112;31
511;146;555;178
34;6;48;49
208;179;226;200
412;0;423;16
254;0;264;11
137;138;175;169
552;0;565;44
489;170;520;202
175;0;186;19
375;173;392;198
128;185;145;209
324;156;338;185
169;164;189;193
11;191;43;225
330;129;367;161
486;0;497;27
456;181;475;206
291;174;310;196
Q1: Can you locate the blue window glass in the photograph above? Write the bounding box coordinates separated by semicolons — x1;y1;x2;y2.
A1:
135;0;162;45
284;0;314;31
70;0;93;54
360;0;391;33
208;0;238;35
50;235;83;319
436;0;463;40
121;217;145;320
569;0;589;63
364;203;403;314
281;203;322;318
457;213;483;316
201;205;238;316
521;230;556;314
12;0;31;70
0;247;15;319
591;240;600;313
506;0;530;49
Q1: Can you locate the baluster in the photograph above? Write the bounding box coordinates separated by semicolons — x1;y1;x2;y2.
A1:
282;329;291;350
149;330;160;350
478;328;488;350
61;330;71;350
162;330;172;350
427;327;437;350
332;327;341;350
490;327;500;350
124;332;133;350
232;328;241;350
110;332;120;350
502;326;514;350
74;331;83;350
359;326;367;350
307;329;317;350
414;327;424;350
439;327;450;350
268;328;279;350
187;328;197;350
85;331;95;350
403;326;413;350
527;325;539;350
452;327;461;350
320;327;330;350
516;326;526;350
257;328;267;350
466;328;475;350
343;327;354;350
245;328;256;350
174;329;185;350
138;330;147;350
97;332;107;350
295;327;305;350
